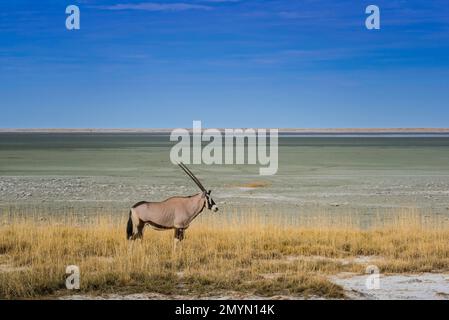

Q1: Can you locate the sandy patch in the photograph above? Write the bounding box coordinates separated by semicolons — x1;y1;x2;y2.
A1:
330;272;449;300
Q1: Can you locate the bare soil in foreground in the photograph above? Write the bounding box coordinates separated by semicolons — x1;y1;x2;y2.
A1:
57;273;449;300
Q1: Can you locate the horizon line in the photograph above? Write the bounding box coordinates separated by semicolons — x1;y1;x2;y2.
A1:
1;128;449;133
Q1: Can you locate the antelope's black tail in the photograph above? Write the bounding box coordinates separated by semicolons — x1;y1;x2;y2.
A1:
126;210;133;240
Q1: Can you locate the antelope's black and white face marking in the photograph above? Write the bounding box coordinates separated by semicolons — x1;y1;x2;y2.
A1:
206;191;218;212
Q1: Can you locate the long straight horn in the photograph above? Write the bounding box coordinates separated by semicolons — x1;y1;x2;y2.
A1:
178;162;206;192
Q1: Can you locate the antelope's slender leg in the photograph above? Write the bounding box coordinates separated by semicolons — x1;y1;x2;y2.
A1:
130;209;141;239
178;228;185;241
173;228;185;251
136;222;145;240
173;229;179;251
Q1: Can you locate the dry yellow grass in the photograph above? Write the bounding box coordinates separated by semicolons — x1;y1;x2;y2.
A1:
238;181;271;188
0;211;448;299
226;181;271;188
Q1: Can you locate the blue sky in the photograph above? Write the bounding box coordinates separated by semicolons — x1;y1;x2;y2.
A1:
1;0;448;128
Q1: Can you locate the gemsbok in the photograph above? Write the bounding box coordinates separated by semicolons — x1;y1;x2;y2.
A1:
126;163;218;249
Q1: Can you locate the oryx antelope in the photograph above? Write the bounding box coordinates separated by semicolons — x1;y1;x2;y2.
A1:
126;163;218;248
